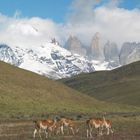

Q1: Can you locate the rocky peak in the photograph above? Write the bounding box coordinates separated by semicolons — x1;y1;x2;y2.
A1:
120;42;140;65
51;38;59;46
89;32;104;60
120;42;137;65
65;35;86;56
104;41;120;67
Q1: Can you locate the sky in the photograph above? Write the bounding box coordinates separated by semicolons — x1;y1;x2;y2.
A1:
0;0;72;23
0;0;139;23
0;0;140;47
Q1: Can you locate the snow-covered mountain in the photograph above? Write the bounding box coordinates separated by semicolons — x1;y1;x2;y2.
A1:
0;45;21;66
0;16;140;79
0;43;95;79
0;20;140;80
1;39;140;80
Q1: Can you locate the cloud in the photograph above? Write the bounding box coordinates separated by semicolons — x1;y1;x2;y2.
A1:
65;0;140;46
66;0;100;25
94;7;140;46
0;0;140;48
0;14;64;48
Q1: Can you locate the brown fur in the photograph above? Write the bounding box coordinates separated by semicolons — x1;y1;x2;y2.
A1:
58;117;79;135
86;117;113;138
33;119;56;139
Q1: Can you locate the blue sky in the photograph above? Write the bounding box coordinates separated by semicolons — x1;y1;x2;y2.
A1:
0;0;140;47
0;0;72;22
0;0;140;22
0;0;139;23
119;0;140;9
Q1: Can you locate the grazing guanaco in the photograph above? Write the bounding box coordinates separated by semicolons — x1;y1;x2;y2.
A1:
33;119;56;139
86;118;103;138
101;115;113;135
57;117;79;135
86;116;113;138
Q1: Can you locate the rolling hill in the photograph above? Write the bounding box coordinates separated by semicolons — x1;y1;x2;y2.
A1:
0;61;139;119
61;61;140;107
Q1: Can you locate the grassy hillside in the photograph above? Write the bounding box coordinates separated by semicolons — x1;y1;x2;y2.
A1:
0;61;140;119
61;61;140;107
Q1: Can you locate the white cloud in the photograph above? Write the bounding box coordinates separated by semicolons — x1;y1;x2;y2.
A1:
0;0;140;48
66;0;100;25
0;14;64;48
65;0;140;47
93;7;140;46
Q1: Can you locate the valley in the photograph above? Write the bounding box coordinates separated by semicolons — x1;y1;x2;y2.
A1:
61;61;140;107
0;0;140;139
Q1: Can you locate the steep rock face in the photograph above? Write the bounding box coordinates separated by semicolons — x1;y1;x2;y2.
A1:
65;36;86;56
120;42;140;65
0;43;95;79
0;44;21;66
104;41;120;68
88;32;104;60
126;46;140;64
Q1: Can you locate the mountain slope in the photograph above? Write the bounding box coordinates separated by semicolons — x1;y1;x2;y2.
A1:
61;61;140;107
0;43;94;79
0;61;139;118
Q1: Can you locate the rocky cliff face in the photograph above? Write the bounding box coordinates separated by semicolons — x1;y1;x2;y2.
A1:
65;36;86;56
127;47;140;64
120;42;140;65
65;34;140;71
104;41;120;68
88;32;104;60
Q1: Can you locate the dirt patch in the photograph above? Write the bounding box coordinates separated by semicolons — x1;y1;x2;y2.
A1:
0;115;140;140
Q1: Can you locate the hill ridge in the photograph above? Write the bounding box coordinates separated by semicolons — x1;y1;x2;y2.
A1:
0;61;140;119
61;61;140;107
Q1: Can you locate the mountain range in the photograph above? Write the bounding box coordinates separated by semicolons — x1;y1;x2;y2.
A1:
0;43;94;79
65;33;140;71
0;31;140;79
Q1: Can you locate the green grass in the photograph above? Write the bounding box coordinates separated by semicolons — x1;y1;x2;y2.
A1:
61;61;140;107
0;61;140;119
